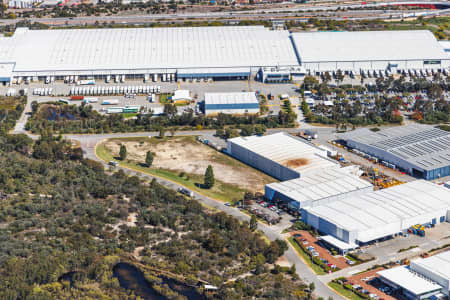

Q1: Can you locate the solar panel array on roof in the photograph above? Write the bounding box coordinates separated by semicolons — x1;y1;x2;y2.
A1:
343;125;450;171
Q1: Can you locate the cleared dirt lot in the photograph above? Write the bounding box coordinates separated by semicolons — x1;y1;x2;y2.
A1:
103;136;275;191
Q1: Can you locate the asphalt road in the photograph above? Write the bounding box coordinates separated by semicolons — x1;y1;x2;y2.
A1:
80;137;343;300
2;1;449;26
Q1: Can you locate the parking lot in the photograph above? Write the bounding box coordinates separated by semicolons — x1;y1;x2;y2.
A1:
344;267;397;300
0;78;300;117
245;199;285;224
292;231;350;270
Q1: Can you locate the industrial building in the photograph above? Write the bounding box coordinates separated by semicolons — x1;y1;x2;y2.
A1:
203;92;260;115
0;26;299;83
264;166;372;212
378;251;450;299
291;30;450;75
302;180;450;249
1;26;449;84
227;132;338;181
342;125;450;180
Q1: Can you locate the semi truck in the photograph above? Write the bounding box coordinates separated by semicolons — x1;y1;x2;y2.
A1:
304;129;318;139
102;99;119;105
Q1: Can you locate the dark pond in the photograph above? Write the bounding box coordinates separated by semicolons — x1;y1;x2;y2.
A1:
113;262;205;300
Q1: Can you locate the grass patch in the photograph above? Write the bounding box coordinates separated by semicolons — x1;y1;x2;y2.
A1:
398;245;418;253
121;113;138;118
159;93;172;104
287;237;325;275
0;97;19;110
328;282;366;300
96;140;250;203
345;255;358;262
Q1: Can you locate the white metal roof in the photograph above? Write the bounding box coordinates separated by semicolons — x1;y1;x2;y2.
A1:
2;26;299;73
204;92;258;105
440;41;450;57
172;90;191;101
378;266;443;296
304;180;450;243
343;125;450;171
411;251;450;282
266;167;372;204
320;235;358;251
229;132;339;173
292;30;448;63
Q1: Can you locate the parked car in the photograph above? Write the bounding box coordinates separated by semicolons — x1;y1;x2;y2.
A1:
108;161;118;167
347;260;355;265
177;188;194;197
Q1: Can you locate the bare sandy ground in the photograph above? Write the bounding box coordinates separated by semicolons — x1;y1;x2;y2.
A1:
104;137;274;191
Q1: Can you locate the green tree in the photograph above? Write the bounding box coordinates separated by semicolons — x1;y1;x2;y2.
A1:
204;165;215;189
119;144;127;160
309;282;315;293
215;128;224;138
303;76;319;90
159;127;165;138
250;215;258;231
301;99;311;115
145;151;153;167
225;128;239;139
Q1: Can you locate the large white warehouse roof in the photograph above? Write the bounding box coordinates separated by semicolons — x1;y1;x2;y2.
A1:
304;180;450;243
411;251;450;283
0;26;299;75
229;132;338;174
292;30;448;63
266;166;372;205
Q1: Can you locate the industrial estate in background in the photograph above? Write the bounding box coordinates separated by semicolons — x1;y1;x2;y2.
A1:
0;27;449;84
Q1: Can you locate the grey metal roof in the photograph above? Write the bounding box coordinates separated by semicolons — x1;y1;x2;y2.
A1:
292;30;449;63
343;125;450;171
2;26;299;73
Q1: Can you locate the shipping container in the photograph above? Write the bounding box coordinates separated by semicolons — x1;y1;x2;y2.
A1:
71;95;84;100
